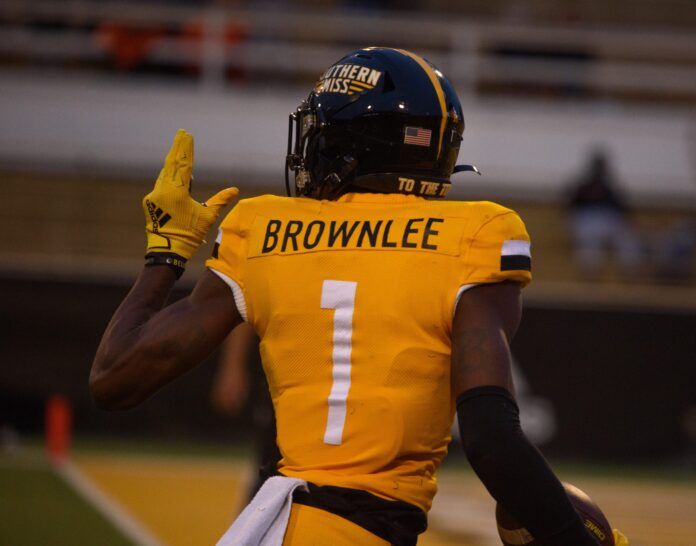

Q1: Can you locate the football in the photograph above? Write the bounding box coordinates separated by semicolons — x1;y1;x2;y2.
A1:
496;482;614;545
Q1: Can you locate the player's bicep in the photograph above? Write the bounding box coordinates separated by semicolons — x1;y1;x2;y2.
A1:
174;269;243;345
451;281;522;398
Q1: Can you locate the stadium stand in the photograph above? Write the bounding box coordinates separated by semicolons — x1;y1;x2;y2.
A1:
1;1;694;299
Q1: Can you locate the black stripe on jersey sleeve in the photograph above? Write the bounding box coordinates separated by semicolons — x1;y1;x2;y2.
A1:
212;242;220;259
501;254;531;271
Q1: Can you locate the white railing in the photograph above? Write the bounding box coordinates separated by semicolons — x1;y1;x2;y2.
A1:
1;1;695;99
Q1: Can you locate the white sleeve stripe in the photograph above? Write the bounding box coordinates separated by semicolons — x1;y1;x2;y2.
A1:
208;268;248;322
453;284;479;317
501;240;531;257
215;227;223;244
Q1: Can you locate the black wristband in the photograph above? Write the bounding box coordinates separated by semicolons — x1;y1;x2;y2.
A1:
144;252;187;279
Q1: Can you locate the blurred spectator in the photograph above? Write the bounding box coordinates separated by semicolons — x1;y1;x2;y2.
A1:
211;323;281;501
566;147;642;278
95;23;167;71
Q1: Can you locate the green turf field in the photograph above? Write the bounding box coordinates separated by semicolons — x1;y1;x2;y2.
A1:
0;455;133;546
2;439;695;546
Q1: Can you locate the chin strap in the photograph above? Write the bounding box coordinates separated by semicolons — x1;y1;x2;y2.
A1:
319;155;359;199
453;164;481;175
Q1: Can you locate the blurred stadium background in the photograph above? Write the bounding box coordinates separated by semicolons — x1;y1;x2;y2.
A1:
1;0;695;545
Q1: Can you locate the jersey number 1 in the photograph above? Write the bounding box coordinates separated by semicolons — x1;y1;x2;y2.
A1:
320;280;357;446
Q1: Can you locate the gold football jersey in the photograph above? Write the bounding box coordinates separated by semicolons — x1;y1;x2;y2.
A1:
206;193;531;512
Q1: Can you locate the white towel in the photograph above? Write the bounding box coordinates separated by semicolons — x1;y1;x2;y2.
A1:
216;476;308;546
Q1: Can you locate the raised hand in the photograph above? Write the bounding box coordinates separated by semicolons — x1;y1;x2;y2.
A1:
143;129;239;271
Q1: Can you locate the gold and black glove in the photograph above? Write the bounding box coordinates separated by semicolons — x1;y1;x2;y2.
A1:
143;129;238;277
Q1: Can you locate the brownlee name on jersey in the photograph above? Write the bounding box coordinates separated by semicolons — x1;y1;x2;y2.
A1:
262;217;445;254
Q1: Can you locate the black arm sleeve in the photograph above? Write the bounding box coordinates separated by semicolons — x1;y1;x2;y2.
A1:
457;386;596;546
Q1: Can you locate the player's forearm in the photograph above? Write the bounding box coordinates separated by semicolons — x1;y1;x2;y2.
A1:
91;268;241;410
458;387;596;546
90;265;178;409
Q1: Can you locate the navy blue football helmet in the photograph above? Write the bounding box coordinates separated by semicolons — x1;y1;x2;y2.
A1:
286;47;478;199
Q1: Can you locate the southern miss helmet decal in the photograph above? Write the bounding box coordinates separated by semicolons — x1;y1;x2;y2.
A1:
286;47;478;199
315;64;383;95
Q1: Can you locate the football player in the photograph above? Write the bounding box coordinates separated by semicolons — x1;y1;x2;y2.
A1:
90;48;601;545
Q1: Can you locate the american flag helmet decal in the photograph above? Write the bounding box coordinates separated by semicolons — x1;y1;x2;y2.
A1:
404;126;432;147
